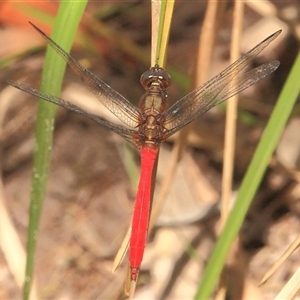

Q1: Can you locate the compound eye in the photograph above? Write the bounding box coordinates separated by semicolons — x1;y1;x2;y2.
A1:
140;69;154;87
156;69;171;88
140;66;171;88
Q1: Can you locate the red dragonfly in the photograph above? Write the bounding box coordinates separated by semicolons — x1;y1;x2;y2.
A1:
8;23;281;282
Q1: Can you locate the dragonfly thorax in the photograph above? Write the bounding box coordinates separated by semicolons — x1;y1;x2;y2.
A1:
136;113;165;147
139;67;170;115
135;66;172;147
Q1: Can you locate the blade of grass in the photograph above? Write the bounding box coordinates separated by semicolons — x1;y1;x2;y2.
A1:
155;0;175;67
221;0;244;228
23;2;87;300
195;51;300;299
217;2;244;299
151;0;161;67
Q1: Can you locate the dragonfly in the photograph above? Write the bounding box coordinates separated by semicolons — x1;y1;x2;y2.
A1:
8;23;281;282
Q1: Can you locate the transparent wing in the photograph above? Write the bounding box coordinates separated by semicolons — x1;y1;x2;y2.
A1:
8;80;141;149
163;30;281;138
29;22;141;129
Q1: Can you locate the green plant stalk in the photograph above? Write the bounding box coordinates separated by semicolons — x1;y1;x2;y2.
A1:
155;0;175;67
23;2;87;300
195;51;300;299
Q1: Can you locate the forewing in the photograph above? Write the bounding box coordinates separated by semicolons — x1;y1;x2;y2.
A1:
163;30;281;137
29;22;141;129
8;81;141;149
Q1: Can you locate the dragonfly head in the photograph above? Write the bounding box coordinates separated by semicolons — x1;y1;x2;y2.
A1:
140;66;171;90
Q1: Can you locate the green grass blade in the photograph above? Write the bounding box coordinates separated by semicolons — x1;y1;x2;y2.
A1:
155;0;175;67
23;2;87;300
195;51;300;299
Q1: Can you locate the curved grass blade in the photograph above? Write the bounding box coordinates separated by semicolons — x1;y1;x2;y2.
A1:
22;2;87;300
